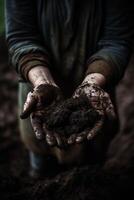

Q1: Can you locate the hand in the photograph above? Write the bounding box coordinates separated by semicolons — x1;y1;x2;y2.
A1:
67;81;116;145
20;83;66;147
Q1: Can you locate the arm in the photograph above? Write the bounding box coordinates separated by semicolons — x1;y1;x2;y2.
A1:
5;0;51;82
86;0;133;86
5;1;66;147
69;0;134;144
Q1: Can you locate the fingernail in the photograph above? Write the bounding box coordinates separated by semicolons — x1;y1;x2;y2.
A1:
46;135;56;146
47;139;55;147
87;133;92;140
76;137;83;143
36;132;44;140
68;139;74;145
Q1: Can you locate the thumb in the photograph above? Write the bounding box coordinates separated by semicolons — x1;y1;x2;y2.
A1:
20;92;37;119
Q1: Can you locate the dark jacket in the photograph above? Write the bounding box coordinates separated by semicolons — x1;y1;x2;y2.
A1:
5;0;133;88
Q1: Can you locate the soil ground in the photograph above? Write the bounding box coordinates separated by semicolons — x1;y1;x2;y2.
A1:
1;35;134;200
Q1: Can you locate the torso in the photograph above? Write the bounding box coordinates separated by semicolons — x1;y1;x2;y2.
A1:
36;0;103;93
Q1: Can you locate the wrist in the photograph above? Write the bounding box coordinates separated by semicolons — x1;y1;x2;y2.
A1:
83;73;106;87
34;79;56;88
28;66;57;87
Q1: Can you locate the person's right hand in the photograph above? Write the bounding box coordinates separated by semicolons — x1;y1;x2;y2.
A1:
20;84;66;148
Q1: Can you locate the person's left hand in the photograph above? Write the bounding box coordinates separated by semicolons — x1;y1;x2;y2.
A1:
67;82;116;145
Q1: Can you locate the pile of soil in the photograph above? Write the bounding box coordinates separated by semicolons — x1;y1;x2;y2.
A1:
1;35;134;200
44;95;100;137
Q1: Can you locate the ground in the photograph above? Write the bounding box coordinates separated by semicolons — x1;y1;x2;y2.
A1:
0;35;134;200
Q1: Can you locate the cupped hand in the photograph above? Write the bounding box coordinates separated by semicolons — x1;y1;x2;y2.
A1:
68;82;116;145
20;84;66;148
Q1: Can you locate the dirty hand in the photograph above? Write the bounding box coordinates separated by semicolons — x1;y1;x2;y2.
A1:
20;83;66;147
68;73;116;144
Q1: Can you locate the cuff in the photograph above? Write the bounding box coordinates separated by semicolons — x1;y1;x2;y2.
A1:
19;53;50;81
85;59;119;85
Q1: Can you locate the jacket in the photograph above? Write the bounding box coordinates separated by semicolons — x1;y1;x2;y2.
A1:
5;0;133;88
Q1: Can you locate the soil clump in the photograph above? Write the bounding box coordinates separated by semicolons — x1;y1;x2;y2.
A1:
44;96;100;137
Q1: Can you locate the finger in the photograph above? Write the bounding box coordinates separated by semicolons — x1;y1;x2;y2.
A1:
30;114;45;140
105;98;116;121
46;133;57;147
54;133;66;148
20;92;37;119
43;125;57;147
106;107;116;121
75;131;88;144
87;118;104;140
68;134;77;145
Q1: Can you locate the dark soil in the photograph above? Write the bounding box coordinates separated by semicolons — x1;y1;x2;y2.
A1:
44;95;100;137
1;35;134;200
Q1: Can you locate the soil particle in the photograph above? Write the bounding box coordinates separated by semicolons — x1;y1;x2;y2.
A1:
44;96;100;137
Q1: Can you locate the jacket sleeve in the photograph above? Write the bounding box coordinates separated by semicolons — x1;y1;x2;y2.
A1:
5;0;50;81
86;0;133;85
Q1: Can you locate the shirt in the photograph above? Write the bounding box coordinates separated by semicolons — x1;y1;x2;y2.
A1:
5;0;133;88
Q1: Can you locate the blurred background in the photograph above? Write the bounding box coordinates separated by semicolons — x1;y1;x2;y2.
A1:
0;0;4;33
0;1;134;200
